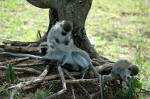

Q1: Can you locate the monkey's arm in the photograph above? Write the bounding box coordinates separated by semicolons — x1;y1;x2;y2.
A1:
26;0;58;9
0;52;50;61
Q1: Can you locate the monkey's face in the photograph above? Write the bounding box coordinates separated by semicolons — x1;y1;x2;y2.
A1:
62;31;68;36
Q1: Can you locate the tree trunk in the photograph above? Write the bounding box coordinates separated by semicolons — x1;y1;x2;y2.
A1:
27;0;109;62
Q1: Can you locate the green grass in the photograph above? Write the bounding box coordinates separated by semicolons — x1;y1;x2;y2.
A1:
0;0;150;96
0;0;49;42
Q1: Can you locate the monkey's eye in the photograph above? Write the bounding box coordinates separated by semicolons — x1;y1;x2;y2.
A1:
62;31;67;36
55;38;59;43
40;47;47;55
127;76;131;80
128;67;131;71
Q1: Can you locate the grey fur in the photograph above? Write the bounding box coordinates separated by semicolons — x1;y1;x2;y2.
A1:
47;20;74;48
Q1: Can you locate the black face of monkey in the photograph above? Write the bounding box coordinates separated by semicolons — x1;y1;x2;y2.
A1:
40;47;47;55
62;31;68;36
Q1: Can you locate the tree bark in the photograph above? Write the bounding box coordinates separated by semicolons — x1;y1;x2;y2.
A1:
27;0;108;61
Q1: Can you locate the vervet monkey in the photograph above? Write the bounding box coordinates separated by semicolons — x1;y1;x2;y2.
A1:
0;44;104;99
47;20;74;48
110;60;139;87
39;20;74;55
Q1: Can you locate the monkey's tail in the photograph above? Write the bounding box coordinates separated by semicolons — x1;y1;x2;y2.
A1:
0;52;50;61
89;63;104;99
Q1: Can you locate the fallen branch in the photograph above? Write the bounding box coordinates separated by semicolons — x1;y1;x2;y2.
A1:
0;57;29;65
0;45;39;54
139;89;150;95
50;78;98;84
16;72;80;92
9;64;49;99
92;60;101;66
15;62;43;67
96;63;114;74
0;66;41;74
2;39;40;47
63;69;90;96
46;66;67;99
50;74;113;84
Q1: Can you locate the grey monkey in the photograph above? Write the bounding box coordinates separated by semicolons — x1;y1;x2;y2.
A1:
39;20;74;55
0;20;104;99
0;44;104;99
47;20;74;47
111;60;139;87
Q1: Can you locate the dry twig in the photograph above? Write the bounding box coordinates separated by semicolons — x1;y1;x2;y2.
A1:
63;69;90;96
2;39;39;46
0;57;29;65
8;65;49;99
0;45;38;54
15;62;43;67
0;66;41;74
46;66;67;99
71;85;76;99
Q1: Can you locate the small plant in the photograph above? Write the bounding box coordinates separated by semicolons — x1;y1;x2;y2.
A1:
5;64;15;84
33;85;53;99
115;77;142;99
0;84;7;95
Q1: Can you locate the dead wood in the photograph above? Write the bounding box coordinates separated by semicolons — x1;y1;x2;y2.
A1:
0;45;39;54
96;63;114;74
63;69;90;96
2;39;40;47
45;66;67;99
8;64;49;99
15;63;43;67
139;89;150;95
0;66;41;74
0;42;140;98
71;85;76;99
0;57;29;65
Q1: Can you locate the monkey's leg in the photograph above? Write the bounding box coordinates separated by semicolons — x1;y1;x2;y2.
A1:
46;64;67;99
60;55;69;66
72;53;89;78
80;66;89;79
